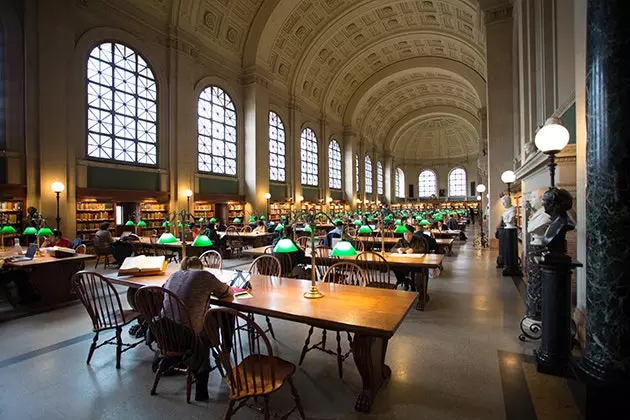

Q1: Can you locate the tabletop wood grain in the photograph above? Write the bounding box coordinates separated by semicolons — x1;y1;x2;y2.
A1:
3;253;95;268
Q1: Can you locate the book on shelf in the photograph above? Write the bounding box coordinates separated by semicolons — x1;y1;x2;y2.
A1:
118;255;167;276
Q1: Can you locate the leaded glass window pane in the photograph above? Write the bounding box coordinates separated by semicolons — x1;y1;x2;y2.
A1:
377;161;384;195
448;168;467;196
365;155;373;194
300;128;318;186
396;168;405;198
328;140;342;189
269;112;285;182
419;170;437;197
198;86;237;175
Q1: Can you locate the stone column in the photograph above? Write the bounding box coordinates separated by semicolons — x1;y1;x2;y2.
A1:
320;116;329;206
578;0;630;414
483;3;516;235
384;153;394;204
243;74;270;215
342;128;357;209
289;100;303;207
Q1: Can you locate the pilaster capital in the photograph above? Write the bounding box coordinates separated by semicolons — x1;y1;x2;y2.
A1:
241;65;271;88
483;3;513;25
342;126;358;139
288;97;302;113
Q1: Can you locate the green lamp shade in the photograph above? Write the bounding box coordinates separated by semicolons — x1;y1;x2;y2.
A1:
198;218;205;223
209;217;217;223
1;225;17;234
303;225;312;233
415;216;422;221
137;220;147;227
177;222;184;228
394;219;402;225
273;238;298;253
125;220;135;226
367;216;374;222
233;218;241;224
394;225;409;234
37;227;53;237
192;234;213;247
23;226;38;235
248;216;256;223
162;221;172;227
157;232;177;244
358;225;373;235
353;220;362;226
384;214;393;221
420;219;430;226
331;241;357;257
334;218;342;224
274;224;284;232
281;215;287;220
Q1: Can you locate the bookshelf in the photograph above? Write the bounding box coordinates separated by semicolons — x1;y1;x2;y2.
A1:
193;202;215;222
0;200;24;242
329;202;347;215
140;202;168;231
227;202;245;224
269;202;291;222
76;201;115;240
302;201;323;215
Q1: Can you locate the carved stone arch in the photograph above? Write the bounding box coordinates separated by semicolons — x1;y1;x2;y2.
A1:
343;56;487;126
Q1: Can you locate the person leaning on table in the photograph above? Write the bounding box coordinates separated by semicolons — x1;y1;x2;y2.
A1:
392;225;428;291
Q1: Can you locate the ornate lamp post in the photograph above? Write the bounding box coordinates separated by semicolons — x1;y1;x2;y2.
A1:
264;192;271;220
51;182;65;231
184;189;193;214
474;184;488;249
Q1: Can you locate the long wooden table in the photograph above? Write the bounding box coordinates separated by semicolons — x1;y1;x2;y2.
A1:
218;231;274;247
242;246;444;310
431;230;461;239
106;268;417;413
3;253;96;306
356;236;455;255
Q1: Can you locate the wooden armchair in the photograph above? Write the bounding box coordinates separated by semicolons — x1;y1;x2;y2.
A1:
299;262;366;378
248;255;282;339
226;226;244;257
356;251;396;289
72;271;143;369
199;250;223;269
203;308;305;420
134;286;199;403
295;236;310;251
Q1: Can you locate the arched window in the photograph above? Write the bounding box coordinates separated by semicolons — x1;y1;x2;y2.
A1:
328;140;342;189
0;22;4;148
365;156;373;194
448;168;467;196
198;86;237;175
418;170;437;197
269;112;285;182
300;127;318;186
377;161;384;195
355;153;360;193
87;42;157;164
395;168;405;198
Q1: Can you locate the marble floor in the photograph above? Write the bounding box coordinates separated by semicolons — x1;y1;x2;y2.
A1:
0;229;583;419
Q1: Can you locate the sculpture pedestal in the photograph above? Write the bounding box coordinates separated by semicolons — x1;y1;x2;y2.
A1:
519;243;544;341
535;254;581;377
501;228;522;277
496;227;505;268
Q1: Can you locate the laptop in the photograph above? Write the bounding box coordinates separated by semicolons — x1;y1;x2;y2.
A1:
10;243;38;262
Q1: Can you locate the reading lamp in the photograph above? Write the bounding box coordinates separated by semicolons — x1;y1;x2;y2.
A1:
36;226;53;255
137;220;147;228
358;225;373;235
158;232;177;244
125;220;135;227
394;225;409;234
1;225;16;250
273;238;298;253
192;234;213;247
23;226;37;235
234;218;242;224
331;240;357;257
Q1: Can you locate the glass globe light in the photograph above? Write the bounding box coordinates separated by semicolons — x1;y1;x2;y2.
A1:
501;170;516;184
476;184;486;193
535;117;570;154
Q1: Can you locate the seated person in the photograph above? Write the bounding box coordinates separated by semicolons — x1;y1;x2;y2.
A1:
160;256;233;401
434;220;445;231
93;222;114;252
392;225;428;291
324;220;344;248
272;226;305;277
41;229;72;248
204;223;225;249
414;226;437;253
253;221;266;234
216;220;227;232
446;214;459;231
249;217;258;230
190;224;200;240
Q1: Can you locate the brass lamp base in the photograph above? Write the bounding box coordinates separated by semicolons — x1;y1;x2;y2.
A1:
303;286;325;299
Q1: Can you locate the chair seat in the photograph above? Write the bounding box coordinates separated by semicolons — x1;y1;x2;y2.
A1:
94;309;141;332
228;355;295;399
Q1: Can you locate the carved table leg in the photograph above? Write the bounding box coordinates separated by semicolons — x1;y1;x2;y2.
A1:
414;269;429;311
352;334;391;413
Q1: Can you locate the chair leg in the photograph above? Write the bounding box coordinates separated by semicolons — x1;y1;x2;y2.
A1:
336;331;343;379
265;316;276;339
115;327;122;369
263;395;271;420
86;332;99;365
298;326;315;366
94;256;100;269
186;372;193;404
321;329;327;350
151;360;164;395
288;377;306;419
223;400;236;420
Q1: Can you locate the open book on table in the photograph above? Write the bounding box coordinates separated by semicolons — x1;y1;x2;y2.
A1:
118;255;167;276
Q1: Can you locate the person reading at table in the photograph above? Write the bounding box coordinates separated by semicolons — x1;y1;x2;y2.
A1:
446;214;459;231
414;225;437;253
392;225;428;291
41;229;72;248
324;220;344;248
93;222;114;252
157;256;233;401
253;220;266;234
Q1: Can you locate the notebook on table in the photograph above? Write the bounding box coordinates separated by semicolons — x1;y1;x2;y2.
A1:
118;255;167;276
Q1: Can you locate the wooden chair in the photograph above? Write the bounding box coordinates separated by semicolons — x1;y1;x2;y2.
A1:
248;255;281;339
134;286;198;403
199;250;223;269
93;247;113;269
356;251;396;289
353;240;365;252
202;308;305;420
75;244;87;254
226;226;244;257
72;271;143;369
382;227;395;238
314;246;335;281
263;246;273;254
295;236;310;251
299;262;366;378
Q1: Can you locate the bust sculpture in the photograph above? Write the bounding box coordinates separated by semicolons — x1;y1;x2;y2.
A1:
501;195;517;229
527;191;552;245
542;187;575;255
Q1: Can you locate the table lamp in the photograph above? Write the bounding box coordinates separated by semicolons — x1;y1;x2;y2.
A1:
358;225;373;235
274;224;284;232
125;220;135;227
36;226;53;255
303;225;312;234
137;220;147;228
331;241;357;257
273;238;298;253
192;234;213;247
248;216;256;223
158;232;177;244
353;220;362;226
395;219;402;226
233;218;242;224
23;226;37;235
1;225;17;250
209;217;217;223
420;219;430;227
394;225;409;234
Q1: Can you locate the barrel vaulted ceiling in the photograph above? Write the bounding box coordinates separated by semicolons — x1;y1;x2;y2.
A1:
117;0;486;162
